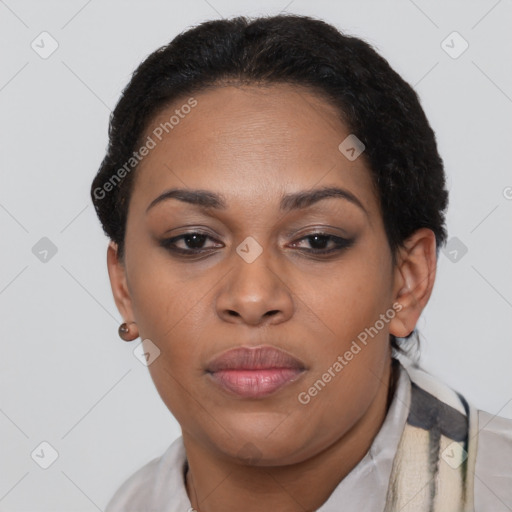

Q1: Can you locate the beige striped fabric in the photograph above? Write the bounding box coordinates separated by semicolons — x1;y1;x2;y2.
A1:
384;370;479;512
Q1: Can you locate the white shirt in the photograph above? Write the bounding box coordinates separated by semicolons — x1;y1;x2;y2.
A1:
105;361;512;511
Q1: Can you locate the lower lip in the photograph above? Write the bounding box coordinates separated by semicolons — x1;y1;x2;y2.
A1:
208;368;304;398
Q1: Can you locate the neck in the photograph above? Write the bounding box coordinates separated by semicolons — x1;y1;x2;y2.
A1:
185;358;396;512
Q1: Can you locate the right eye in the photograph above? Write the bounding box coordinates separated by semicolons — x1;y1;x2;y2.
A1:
159;232;224;256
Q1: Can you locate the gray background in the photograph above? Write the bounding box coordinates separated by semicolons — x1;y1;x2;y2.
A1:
1;0;511;510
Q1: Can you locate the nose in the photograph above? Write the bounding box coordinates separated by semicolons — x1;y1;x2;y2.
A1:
215;250;294;326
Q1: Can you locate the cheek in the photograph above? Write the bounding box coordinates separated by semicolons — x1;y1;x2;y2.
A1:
293;266;393;438
295;258;392;343
290;256;393;425
293;339;389;457
126;245;208;340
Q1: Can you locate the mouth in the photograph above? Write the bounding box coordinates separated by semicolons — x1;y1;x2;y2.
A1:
206;345;306;399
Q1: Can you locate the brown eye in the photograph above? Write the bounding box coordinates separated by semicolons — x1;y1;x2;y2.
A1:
290;233;354;255
159;232;223;255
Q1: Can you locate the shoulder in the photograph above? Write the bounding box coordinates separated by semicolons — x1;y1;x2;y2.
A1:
401;361;512;510
105;437;188;512
477;408;512;454
474;409;512;510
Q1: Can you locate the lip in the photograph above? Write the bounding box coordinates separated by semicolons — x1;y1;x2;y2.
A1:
206;346;306;399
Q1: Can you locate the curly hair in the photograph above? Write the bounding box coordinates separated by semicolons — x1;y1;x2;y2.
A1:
90;14;449;358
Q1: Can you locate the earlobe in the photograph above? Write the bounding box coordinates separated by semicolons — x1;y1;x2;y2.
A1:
389;228;437;338
106;241;135;322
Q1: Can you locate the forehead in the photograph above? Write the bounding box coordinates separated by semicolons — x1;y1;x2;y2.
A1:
131;83;378;215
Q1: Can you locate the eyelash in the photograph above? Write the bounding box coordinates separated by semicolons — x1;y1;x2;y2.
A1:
159;231;354;258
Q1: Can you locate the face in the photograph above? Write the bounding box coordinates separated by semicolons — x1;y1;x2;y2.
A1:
109;83;410;465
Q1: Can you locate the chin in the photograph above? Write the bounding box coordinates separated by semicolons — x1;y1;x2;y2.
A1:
202;414;315;466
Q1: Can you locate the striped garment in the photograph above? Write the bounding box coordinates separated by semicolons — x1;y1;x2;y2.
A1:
385;365;479;511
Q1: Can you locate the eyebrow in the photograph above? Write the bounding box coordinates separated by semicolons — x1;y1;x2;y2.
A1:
145;186;368;216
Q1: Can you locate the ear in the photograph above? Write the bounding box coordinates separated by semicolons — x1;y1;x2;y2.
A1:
389;228;437;338
106;241;135;322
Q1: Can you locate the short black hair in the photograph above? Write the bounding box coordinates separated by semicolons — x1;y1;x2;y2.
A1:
90;14;449;357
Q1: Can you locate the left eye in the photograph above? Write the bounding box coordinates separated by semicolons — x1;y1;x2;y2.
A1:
290;233;354;253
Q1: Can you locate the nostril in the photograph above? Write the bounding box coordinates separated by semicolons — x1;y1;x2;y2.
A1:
265;310;279;317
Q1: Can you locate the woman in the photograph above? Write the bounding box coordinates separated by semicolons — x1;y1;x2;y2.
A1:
90;14;511;512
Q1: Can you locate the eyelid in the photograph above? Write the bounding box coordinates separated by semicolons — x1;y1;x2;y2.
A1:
281;224;352;241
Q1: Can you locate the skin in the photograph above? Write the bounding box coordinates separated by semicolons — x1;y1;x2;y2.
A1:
107;83;437;511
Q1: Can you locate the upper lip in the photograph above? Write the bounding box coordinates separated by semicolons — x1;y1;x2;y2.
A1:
206;346;306;372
